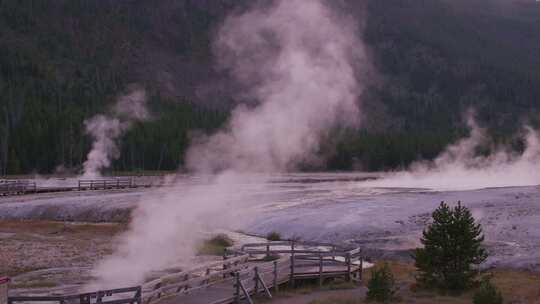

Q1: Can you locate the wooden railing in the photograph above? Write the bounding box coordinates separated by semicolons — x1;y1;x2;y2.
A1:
0;180;37;196
78;178;151;191
6;242;362;304
141;254;251;304
8;286;141;304
142;241;363;304
241;241;363;287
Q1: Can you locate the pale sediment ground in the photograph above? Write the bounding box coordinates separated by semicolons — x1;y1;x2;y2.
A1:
0;189;141;222
241;183;540;271
0;220;267;296
0;220;123;294
3;173;540;294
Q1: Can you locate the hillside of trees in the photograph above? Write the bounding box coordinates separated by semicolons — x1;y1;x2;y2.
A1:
1;0;540;175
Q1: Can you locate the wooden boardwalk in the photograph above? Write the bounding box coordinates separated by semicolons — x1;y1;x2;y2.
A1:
6;242;363;304
141;242;363;304
0;178;153;197
0;180;36;196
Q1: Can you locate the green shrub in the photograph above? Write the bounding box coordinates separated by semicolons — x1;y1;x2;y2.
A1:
414;201;488;291
366;263;396;303
198;234;233;255
266;231;281;241
210;234;233;247
473;279;503;304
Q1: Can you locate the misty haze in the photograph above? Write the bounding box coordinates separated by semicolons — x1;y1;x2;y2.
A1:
2;1;540;303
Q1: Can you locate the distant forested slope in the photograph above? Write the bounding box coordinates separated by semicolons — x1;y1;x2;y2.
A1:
1;0;540;174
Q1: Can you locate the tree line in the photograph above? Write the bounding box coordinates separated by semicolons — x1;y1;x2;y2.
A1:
2;0;540;175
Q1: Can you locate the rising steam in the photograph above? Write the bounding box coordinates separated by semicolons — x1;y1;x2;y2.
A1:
82;88;148;179
361;113;540;191
187;0;366;173
87;0;369;289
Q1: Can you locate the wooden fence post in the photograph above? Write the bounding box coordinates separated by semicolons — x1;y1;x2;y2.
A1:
346;253;351;281
223;249;228;279
234;272;240;304
205;268;211;285
289;242;295;288
319;253;323;287
0;277;9;304
135;286;142;304
97;291;104;304
358;257;363;282
253;267;259;294
273;261;278;293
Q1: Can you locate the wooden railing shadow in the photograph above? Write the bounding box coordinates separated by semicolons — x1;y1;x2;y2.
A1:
8;286;141;304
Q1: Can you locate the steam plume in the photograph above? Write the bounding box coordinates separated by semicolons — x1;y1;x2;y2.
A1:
87;0;369;289
82;88;148;178
361;113;540;191
187;0;367;173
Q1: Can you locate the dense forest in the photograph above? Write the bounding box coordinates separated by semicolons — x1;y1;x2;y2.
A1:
1;0;540;175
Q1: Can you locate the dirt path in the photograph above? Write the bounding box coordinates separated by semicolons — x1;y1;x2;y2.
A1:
267;287;367;304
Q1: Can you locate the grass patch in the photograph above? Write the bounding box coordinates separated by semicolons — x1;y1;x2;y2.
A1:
266;231;281;241
0;220;125;235
271;261;540;304
309;299;363;304
309;298;365;304
3;266;45;278
198;234;234;256
10;280;58;289
275;278;358;297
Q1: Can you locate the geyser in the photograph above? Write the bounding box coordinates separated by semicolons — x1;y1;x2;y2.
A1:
86;0;370;289
360;114;540;191
82;88;149;179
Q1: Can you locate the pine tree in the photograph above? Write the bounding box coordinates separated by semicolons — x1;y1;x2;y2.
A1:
414;201;488;291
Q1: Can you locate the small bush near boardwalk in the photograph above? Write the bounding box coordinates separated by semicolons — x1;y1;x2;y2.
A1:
473;279;503;304
198;234;233;255
266;231;281;241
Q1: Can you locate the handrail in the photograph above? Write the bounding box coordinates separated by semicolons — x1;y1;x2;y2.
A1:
0;180;37;196
142;254;252;304
77;178;152;191
142;255;249;290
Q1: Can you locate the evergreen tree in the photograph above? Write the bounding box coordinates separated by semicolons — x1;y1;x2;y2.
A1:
366;263;397;303
414;201;488;291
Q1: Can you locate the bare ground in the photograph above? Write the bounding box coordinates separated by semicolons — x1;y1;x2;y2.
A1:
0;220;126;292
265;261;540;304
